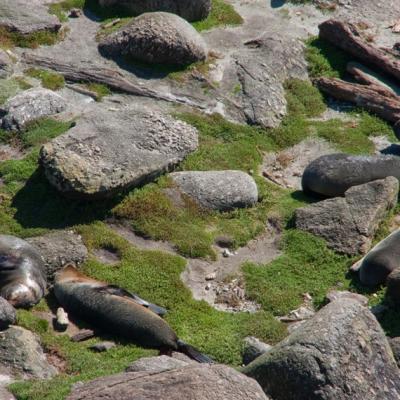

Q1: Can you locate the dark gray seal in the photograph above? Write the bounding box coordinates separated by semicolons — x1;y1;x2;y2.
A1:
0;235;46;308
358;229;400;287
54;265;212;363
302;153;400;197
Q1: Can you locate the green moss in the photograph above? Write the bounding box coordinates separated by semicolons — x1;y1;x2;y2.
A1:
0;79;20;104
243;230;354;315
25;69;65;91
49;0;85;22
0;27;61;49
84;83;112;101
10;222;285;399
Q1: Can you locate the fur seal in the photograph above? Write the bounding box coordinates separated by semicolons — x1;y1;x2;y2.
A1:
302;153;400;197
358;229;400;287
0;235;46;308
54;265;212;363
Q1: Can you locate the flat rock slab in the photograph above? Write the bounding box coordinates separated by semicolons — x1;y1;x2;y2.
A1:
99;12;207;66
40;108;198;199
263;138;336;189
0;326;57;379
126;355;190;373
27;230;88;282
170;170;258;211
67;364;270;400
1;88;67;131
0;0;61;35
295;177;399;255
243;297;400;400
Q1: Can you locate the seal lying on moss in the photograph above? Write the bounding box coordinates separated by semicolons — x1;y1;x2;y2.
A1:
54;265;213;363
0;235;46;308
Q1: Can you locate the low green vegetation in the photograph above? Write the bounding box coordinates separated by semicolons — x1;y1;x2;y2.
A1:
49;0;85;22
0;27;61;49
84;82;112;101
25;69;65;91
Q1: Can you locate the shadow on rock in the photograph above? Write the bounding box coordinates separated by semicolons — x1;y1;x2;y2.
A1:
12;168;122;230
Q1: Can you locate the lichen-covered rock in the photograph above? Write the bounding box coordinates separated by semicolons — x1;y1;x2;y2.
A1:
242;298;400;400
170;170;258;211
98;0;211;22
302;153;400;197
0;297;16;330
1;88;67;131
358;229;400;287
295;177;399;255
0;0;61;35
27;230;88;282
0;50;13;79
126;355;189;373
67;364;269;400
99;12;207;66
40;107;198;199
0;326;57;379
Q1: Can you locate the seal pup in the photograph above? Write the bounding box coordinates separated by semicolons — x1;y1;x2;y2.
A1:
54;265;213;363
0;235;46;308
357;229;400;287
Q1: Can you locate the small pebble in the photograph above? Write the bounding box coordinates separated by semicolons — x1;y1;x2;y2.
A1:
55;307;69;331
205;272;216;281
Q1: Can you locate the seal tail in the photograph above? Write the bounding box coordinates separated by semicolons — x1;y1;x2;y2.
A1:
177;339;214;363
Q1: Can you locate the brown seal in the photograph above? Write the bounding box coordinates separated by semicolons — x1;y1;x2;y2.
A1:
54;265;212;362
0;235;46;308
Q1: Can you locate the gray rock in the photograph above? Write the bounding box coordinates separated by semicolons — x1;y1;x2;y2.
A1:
302;153;400;198
1;88;67;131
0;50;13;79
67;364;270;400
0;387;16;400
358;229;400;287
89;341;116;352
325;290;368;306
126;355;189;373
27;230;88;282
0;297;16;330
389;337;400;368
242;298;400;400
55;307;69;332
0;0;61;35
40;108;198;199
99;12;207;67
295;177;399;255
170;170;258;211
0;326;57;379
242;337;272;366
98;0;211;22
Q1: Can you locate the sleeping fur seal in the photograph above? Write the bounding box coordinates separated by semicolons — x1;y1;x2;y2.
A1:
358;229;400;287
0;235;46;308
302;153;400;197
54;265;212;363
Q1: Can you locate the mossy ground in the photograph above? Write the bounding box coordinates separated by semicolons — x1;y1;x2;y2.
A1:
0;32;398;400
25;69;65;91
0;28;61;50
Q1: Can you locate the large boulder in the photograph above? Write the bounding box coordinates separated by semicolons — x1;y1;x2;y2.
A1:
302;153;400;197
358;229;400;287
67;363;269;400
0;0;61;35
295;177;399;255
27;230;88;282
0;88;67;131
242;337;272;366
0;326;57;379
170;170;258;211
0;297;16;330
98;12;207;67
98;0;211;22
40;108;198;199
242;298;400;400
126;355;191;373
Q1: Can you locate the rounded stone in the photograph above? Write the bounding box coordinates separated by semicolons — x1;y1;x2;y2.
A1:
0;297;16;330
170;170;258;211
98;0;211;22
302;153;400;197
359;229;400;287
386;268;400;306
98;12;207;67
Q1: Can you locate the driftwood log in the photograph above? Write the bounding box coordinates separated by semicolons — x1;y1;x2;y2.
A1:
22;53;205;108
319;19;400;83
315;77;400;123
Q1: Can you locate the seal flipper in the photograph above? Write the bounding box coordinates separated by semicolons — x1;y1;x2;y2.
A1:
177;339;214;364
95;285;168;316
